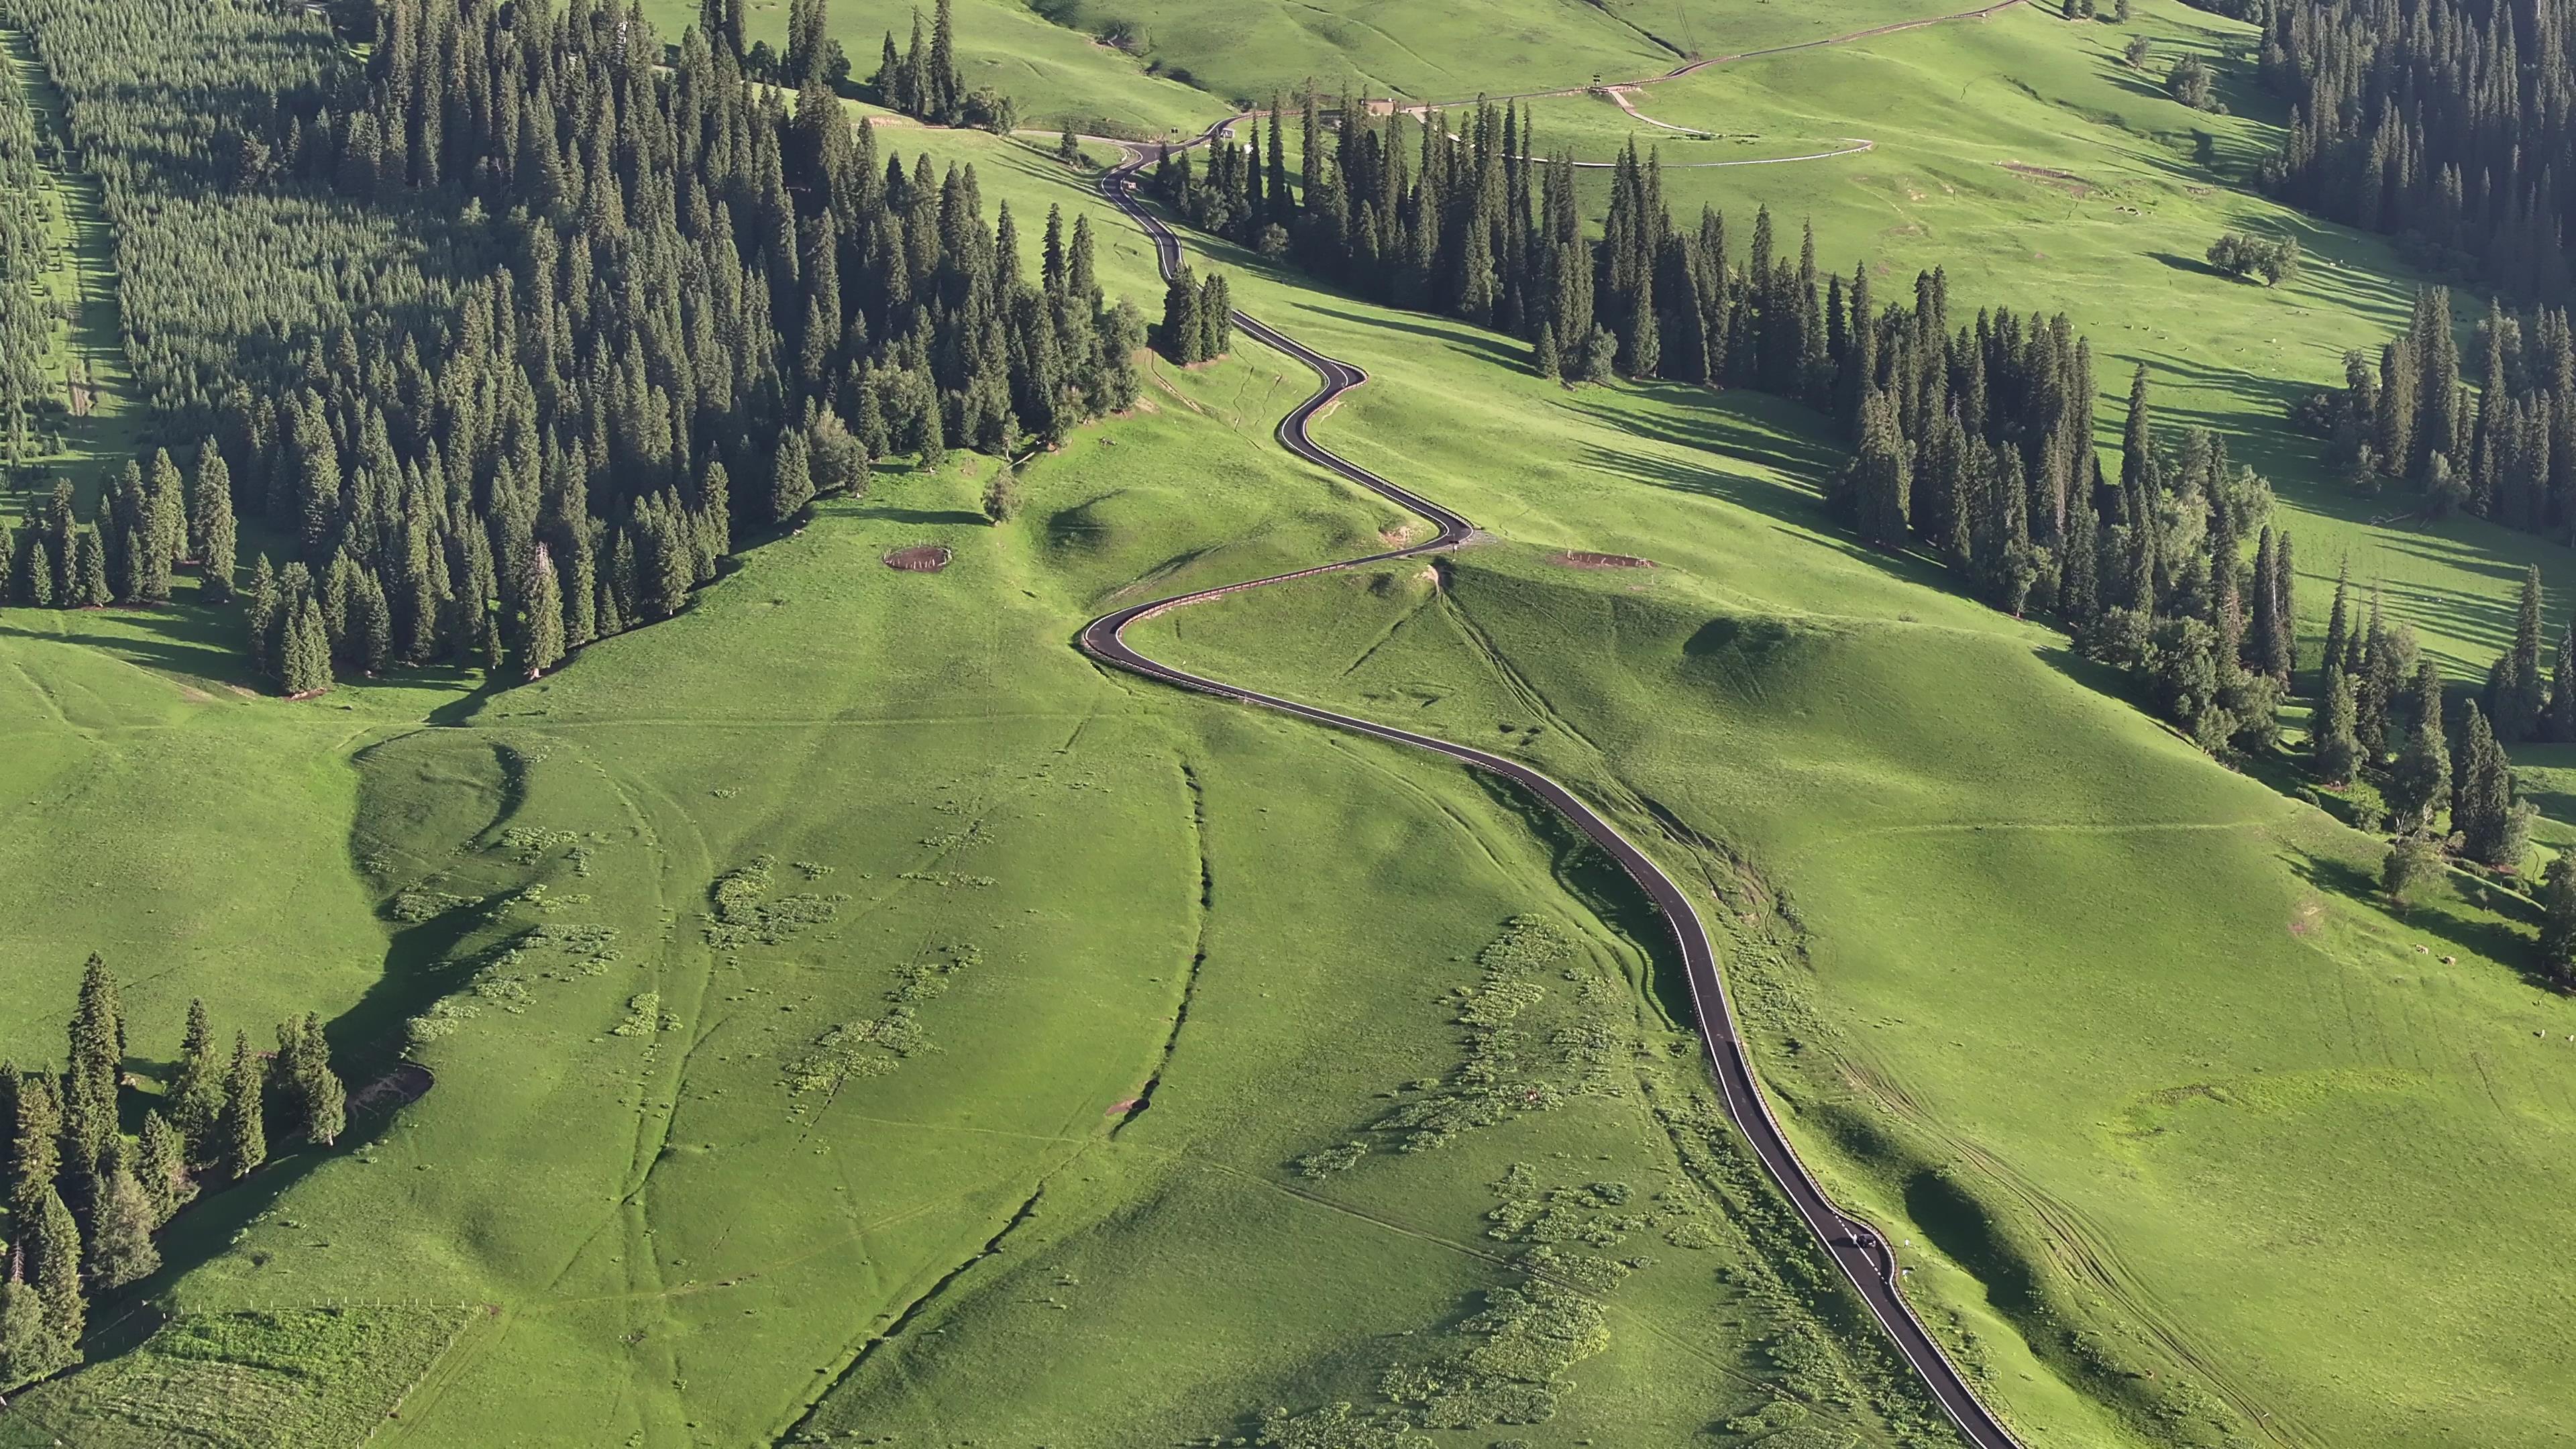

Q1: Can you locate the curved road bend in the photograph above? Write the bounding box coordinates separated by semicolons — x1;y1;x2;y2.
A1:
1074;150;2023;1449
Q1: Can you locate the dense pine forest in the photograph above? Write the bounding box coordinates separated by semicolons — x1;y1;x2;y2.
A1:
2258;0;2576;300
0;64;51;474
2301;285;2576;543
0;0;1136;691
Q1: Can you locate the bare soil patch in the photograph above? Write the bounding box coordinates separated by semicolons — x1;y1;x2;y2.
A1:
2000;160;2090;197
883;545;952;573
352;1061;435;1116
1552;550;1656;570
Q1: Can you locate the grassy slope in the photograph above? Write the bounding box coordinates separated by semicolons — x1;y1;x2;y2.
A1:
1017;0;1966;107
1522;0;2571;677
639;0;1224;136
7;3;2573;1445
0;125;1948;1449
1119;118;2576;1442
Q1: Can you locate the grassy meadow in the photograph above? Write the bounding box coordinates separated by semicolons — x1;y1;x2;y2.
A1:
0;123;1959;1448
1512;0;2573;675
640;0;1224;136
1128;249;2576;1447
4;1;2575;1446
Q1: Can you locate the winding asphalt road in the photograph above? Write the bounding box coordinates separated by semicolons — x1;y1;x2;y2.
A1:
1074;143;2023;1449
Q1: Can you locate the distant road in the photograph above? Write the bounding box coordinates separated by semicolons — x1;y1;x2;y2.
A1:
1075;127;2025;1449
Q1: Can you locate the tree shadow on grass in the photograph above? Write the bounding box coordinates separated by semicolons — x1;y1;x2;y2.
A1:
78;896;489;1357
85;727;529;1357
852;504;991;527
2148;249;2226;281
1574;437;1976;604
3;604;266;696
1558;380;1847;478
1305;304;1533;370
2032;643;2148;710
2281;847;2558;989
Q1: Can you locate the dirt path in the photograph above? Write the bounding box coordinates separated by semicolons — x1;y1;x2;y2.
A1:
1605;85;1702;133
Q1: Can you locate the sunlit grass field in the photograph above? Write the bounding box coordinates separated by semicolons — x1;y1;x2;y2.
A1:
5;1;2575;1446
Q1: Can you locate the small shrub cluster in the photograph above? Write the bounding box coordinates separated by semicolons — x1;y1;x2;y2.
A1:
704;854;849;949
2207;229;2300;283
782;941;981;1097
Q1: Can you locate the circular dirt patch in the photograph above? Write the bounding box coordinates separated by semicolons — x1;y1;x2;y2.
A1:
883;545;953;573
1551;550;1655;570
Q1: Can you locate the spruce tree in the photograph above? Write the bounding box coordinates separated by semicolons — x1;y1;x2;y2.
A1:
4;1075;57;1275
1161;266;1203;364
2208;472;2244;667
197;448;237;604
2315;669;2361;784
28;1185;82;1350
168;999;223;1159
770;432;814;525
245;555;278;674
1198;273;1232;358
282;596;333;695
297;1017;345;1148
928;0;961;121
0;1269;62;1392
1533;323;1560;380
2549;622;2576;744
1580;325;1617;384
0;1064;18;1191
517;542;566;680
217;1032;266;1182
699;461;734;558
982;459;1019;524
71;528;110;608
273;1016;341;1145
2249;528;2289;680
2271;532;2296;674
2322;557;2352;688
2453;702;2511;862
2389;663;2451;834
2381;835;2443;908
61;954;121;1167
135;1109;191;1224
2539;856;2576;987
2119;363;2156;502
2493;566;2546;741
85;1140;158;1291
1845;391;1911;547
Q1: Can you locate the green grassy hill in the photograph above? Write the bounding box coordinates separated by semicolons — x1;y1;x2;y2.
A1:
1515;0;2570;675
5;1;2575;1446
639;0;1224;135
1130;262;2576;1447
0;122;1959;1449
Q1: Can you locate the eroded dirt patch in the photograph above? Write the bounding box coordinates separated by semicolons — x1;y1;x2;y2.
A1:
883;545;953;573
2000;160;2090;197
1551;550;1656;570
